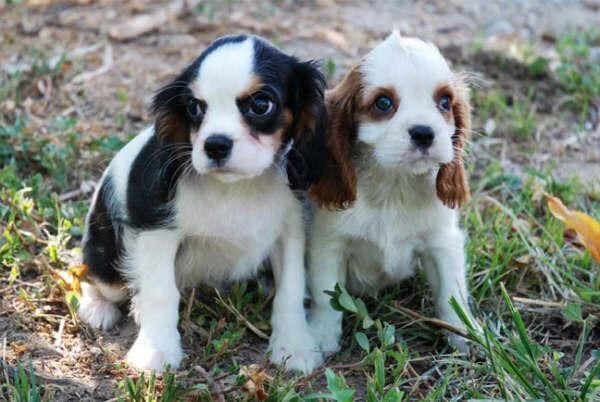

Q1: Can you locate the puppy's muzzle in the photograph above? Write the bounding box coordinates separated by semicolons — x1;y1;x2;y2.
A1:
204;134;233;164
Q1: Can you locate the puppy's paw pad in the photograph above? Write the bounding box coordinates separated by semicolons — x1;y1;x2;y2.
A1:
126;336;183;372
269;334;323;374
309;319;341;354
447;333;470;355
78;296;121;330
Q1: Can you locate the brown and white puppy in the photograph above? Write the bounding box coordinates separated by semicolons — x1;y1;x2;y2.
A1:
308;31;477;355
78;34;337;373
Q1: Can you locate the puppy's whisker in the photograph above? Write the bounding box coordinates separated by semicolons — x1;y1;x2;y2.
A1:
142;145;192;175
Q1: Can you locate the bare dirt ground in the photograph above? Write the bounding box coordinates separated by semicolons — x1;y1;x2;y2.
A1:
1;1;600;400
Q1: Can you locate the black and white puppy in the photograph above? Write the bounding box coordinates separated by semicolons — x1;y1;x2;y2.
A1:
78;34;333;373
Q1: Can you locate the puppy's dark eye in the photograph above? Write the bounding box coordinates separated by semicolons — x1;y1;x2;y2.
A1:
438;95;451;112
187;99;204;121
248;95;275;117
374;95;394;113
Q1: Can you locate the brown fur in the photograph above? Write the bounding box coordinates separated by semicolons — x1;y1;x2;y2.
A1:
237;75;265;102
362;86;399;121
309;67;362;210
435;76;471;209
155;112;189;144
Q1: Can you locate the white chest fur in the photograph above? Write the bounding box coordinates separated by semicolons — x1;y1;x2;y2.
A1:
328;168;459;286
173;172;294;286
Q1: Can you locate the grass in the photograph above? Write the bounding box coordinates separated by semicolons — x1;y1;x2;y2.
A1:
1;364;45;402
554;30;600;121
1;27;599;401
474;88;537;140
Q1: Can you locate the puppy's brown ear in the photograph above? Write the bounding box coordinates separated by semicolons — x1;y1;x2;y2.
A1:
436;77;471;209
309;67;361;210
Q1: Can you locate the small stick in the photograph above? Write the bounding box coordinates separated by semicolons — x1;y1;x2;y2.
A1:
54;317;66;347
215;289;269;340
391;302;469;338
194;365;225;402
512;296;565;308
184;288;196;322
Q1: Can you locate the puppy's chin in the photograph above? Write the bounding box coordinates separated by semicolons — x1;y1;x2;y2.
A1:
192;163;268;183
209;170;259;183
376;155;442;175
409;160;437;175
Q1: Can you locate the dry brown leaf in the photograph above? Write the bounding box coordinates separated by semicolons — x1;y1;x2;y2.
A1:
239;364;272;401
514;254;532;265
547;194;600;263
52;264;88;294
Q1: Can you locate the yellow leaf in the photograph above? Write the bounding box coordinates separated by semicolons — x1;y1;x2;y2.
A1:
52;264;89;294
70;263;89;279
547;195;600;263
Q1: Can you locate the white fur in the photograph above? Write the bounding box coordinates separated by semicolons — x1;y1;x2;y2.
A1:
360;32;455;172
308;32;477;354
78;282;123;330
190;38;280;181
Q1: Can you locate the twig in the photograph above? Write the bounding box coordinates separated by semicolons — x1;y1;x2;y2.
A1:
69;44;113;85
194;365;225;402
296;360;364;387
512;296;565;308
214;289;269;340
184;288;196;321
390;302;469;338
53;317;66;348
58;188;90;202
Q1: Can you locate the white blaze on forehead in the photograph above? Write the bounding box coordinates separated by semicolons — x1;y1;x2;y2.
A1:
361;32;452;94
191;38;255;100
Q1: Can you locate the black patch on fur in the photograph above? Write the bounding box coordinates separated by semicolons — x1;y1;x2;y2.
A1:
126;134;179;229
83;176;125;284
236;85;286;135
250;38;329;190
285;60;328;190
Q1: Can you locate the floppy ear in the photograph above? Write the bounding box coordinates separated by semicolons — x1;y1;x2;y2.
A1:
308;67;361;210
436;76;471;209
151;74;194;146
283;60;328;192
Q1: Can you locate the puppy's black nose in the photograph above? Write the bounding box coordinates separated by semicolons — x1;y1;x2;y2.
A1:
409;125;435;148
204;135;233;162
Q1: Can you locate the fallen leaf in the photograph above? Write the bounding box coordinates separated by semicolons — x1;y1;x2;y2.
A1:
52;264;88;294
239;364;271;401
514;254;532;265
547;194;600;263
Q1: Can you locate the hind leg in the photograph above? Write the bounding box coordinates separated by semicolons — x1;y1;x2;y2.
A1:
79;280;128;330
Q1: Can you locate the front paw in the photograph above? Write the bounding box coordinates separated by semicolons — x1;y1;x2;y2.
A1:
445;318;483;356
126;331;183;372
309;316;342;355
269;329;323;374
447;332;470;355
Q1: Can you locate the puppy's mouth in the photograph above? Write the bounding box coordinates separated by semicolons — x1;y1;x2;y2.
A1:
206;166;261;182
407;151;439;163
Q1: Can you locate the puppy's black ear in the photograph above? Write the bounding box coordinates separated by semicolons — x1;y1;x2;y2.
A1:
151;74;194;146
284;60;328;191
